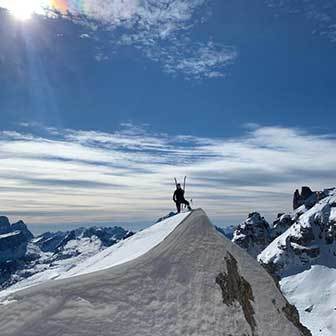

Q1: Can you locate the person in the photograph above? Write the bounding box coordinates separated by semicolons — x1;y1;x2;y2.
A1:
173;183;192;213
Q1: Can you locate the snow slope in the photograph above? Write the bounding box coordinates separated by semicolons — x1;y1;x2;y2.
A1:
0;209;309;336
281;265;336;336
0;212;189;299
60;211;190;278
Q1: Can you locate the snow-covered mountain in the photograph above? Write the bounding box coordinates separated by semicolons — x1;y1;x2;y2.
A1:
230;187;336;336
0;219;133;293
0;209;309;336
259;188;336;276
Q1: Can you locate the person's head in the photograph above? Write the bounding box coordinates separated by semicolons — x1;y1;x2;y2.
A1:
176;183;181;189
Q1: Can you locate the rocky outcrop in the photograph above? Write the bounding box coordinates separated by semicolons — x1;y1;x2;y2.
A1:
11;220;34;241
0;217;33;263
272;214;295;240
293;186;328;210
216;253;257;335
259;188;336;276
0;231;28;263
232;212;272;257
0;216;11;235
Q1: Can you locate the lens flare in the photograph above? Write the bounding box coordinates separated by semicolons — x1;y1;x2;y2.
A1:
0;0;73;21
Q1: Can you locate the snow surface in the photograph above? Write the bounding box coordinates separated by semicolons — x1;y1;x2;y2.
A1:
60;211;190;278
0;212;190;300
281;265;336;336
0;231;21;239
0;209;305;336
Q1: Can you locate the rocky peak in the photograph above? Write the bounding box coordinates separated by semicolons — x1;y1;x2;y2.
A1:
293;186;328;210
232;212;271;257
0;216;11;235
11;220;34;241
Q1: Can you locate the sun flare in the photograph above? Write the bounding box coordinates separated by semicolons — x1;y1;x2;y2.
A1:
0;0;48;21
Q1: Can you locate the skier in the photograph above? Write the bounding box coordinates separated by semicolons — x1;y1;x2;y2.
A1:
173;183;192;213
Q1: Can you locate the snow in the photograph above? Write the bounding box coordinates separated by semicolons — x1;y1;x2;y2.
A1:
0;209;305;336
258;189;336;275
0;231;21;239
0;212;190;300
61;211;190;278
281;265;336;336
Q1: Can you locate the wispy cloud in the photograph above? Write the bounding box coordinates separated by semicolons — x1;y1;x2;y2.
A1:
0;0;237;79
1;124;336;227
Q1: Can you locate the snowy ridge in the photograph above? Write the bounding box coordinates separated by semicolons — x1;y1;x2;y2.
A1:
0;209;309;336
0;212;190;300
60;211;190;278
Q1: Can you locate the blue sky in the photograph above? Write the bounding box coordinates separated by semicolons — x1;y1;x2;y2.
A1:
0;0;336;231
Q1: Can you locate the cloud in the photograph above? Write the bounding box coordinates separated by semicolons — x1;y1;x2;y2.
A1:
0;124;336;228
0;0;237;79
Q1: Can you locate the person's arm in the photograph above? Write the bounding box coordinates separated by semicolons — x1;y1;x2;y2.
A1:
173;190;177;202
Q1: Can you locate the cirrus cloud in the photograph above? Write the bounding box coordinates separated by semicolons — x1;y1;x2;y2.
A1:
0;123;335;228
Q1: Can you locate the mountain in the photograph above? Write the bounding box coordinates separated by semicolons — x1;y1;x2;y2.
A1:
0;210;309;336
0;221;133;292
258;188;336;336
0;217;33;264
230;187;336;336
232;212;272;257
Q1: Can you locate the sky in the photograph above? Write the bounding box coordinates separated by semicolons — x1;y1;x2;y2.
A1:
0;0;336;232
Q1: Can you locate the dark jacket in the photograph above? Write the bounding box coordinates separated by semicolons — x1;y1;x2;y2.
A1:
173;188;185;203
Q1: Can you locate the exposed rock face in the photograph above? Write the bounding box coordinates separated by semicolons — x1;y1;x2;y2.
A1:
216;253;257;335
282;303;312;336
232;212;272;257
259;188;336;276
293;186;328;210
0;217;33;263
11;221;34;241
0;231;28;263
0;217;11;235
272;214;294;240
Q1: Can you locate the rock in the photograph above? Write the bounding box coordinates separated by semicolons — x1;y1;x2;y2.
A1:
232;212;271;257
0;216;11;235
272;214;294;239
0;231;28;263
293;189;302;210
11;221;33;241
293;186;328;210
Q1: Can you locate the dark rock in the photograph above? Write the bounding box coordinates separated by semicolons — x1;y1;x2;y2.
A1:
232;212;271;257
0;231;28;263
272;214;294;239
216;253;256;335
282;302;312;336
0;216;11;235
11;220;34;241
293;189;302;210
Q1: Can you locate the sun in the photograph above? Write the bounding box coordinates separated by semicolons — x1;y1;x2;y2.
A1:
1;0;47;21
10;4;34;21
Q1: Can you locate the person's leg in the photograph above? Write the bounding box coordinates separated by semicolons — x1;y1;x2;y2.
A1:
176;202;181;213
182;199;192;211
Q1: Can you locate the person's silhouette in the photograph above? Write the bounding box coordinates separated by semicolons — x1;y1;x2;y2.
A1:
173;183;192;213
